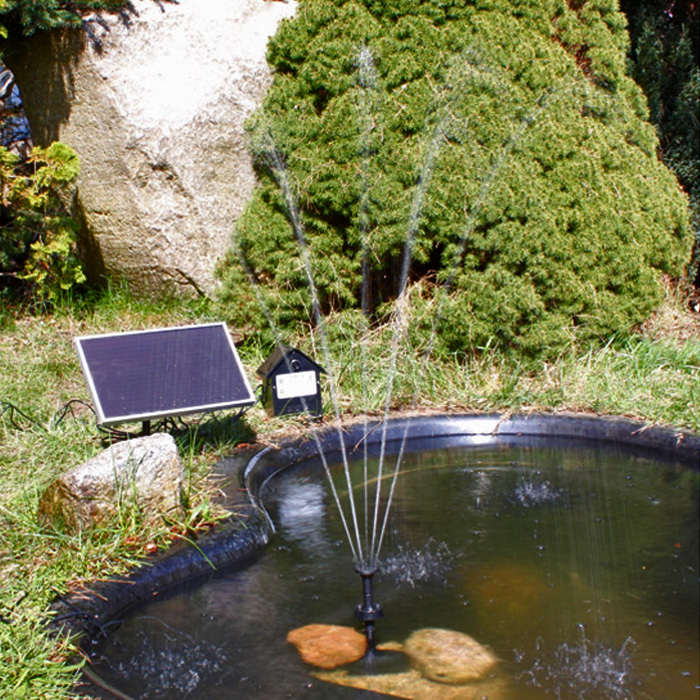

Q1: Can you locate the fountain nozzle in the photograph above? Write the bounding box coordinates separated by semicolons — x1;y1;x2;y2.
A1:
355;567;383;650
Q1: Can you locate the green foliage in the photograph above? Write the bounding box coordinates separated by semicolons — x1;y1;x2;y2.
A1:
218;0;692;358
0;609;81;699
0;0;125;36
0;142;85;301
621;0;700;282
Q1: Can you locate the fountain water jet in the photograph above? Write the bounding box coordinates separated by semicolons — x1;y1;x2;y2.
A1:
236;44;466;625
228;42;697;662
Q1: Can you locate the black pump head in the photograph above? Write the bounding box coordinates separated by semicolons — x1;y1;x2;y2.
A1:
355;567;383;649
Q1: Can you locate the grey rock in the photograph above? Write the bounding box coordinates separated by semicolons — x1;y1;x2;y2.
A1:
38;433;183;533
4;0;297;295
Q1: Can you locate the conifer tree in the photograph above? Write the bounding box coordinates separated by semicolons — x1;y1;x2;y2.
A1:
0;0;125;38
619;0;699;284
218;0;692;357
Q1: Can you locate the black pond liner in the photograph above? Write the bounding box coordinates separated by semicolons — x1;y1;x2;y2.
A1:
53;412;699;698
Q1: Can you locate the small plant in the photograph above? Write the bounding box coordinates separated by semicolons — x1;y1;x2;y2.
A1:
0;142;85;303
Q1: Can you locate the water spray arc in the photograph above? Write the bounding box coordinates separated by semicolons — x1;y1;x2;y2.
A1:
260;142;393;644
238;46;505;645
237;45;619;652
230;152;366;569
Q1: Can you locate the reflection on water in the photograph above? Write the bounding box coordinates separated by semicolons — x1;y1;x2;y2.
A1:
89;439;699;700
277;478;330;555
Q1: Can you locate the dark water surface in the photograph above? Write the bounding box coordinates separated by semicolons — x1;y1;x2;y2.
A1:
89;438;699;700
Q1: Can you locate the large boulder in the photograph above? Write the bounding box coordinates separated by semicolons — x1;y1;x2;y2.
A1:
4;0;296;295
38;433;184;533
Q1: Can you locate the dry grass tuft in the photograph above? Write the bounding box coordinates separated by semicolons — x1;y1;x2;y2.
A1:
640;277;700;345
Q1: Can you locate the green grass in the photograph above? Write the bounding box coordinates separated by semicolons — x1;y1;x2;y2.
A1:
304;302;700;433
0;289;243;699
0;284;698;699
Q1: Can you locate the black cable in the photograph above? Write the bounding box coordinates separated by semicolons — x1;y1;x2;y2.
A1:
2;398;100;432
51;399;97;428
97;423;139;443
0;400;46;431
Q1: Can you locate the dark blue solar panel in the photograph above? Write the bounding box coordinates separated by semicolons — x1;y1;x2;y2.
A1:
75;323;255;425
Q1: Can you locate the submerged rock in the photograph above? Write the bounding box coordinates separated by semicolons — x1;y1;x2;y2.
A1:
403;628;498;685
298;626;503;698
38;433;183;533
466;563;550;626
315;668;508;700
287;624;367;669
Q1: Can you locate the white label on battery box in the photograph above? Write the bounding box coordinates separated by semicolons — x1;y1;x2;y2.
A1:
276;370;317;399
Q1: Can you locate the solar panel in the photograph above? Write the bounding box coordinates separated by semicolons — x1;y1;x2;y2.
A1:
75;323;255;426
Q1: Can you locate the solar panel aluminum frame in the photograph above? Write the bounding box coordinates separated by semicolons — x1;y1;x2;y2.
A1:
74;322;255;426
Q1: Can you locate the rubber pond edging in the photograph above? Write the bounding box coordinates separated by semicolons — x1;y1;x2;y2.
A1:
52;412;698;695
243;412;700;498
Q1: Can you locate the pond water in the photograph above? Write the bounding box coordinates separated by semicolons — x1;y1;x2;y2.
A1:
88;436;699;700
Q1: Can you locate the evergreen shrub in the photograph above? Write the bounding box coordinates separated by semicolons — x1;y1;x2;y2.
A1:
623;0;699;283
217;0;692;357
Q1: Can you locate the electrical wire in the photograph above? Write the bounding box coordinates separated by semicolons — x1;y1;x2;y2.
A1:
51;399;97;428
1;400;47;431
2;399;98;432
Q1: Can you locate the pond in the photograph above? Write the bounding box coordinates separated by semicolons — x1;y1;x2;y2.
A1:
87;433;699;700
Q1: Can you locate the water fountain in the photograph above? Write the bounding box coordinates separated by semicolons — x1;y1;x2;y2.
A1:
69;414;698;700
56;36;700;700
